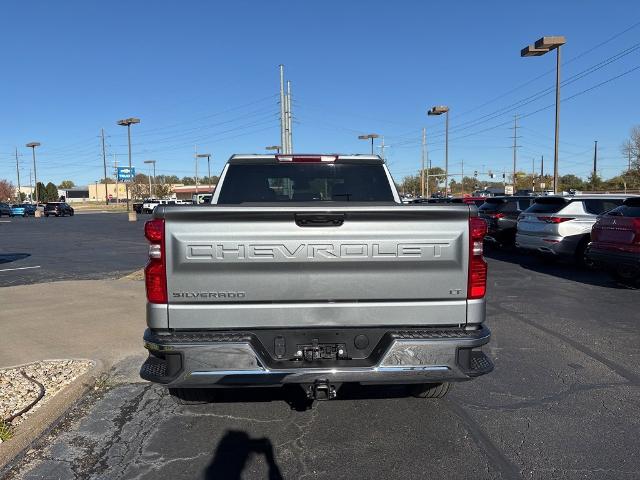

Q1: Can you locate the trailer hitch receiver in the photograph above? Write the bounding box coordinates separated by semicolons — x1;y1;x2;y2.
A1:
306;379;337;401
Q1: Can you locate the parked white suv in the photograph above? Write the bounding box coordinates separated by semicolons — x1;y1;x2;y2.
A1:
515;195;628;263
142;199;190;214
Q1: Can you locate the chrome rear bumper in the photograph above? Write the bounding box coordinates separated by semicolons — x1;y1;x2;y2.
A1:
140;327;493;387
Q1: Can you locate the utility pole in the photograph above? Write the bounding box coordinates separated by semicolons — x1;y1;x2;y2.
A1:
101;128;108;205
29;168;33;203
461;158;464;196
279;65;288;154
15;148;21;203
593;140;598;182
532;157;536;192
421;128;426;198
541;155;544;178
511;115;519;193
113;154;119;204
194;145;199;195
286;80;293;153
378;136;389;161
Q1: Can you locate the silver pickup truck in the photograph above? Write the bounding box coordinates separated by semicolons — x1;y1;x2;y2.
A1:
140;154;492;401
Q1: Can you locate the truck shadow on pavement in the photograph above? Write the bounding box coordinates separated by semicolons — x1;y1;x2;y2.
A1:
484;246;636;289
205;430;283;480
0;253;30;264
172;384;415;412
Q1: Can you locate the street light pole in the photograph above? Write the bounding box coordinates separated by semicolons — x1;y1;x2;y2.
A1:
358;134;379;155
196;154;212;189
15;148;21;203
116;117;141;213
144;160;156;198
521;36;566;194
26;142;40;204
554;44;561;193
428;106;450;195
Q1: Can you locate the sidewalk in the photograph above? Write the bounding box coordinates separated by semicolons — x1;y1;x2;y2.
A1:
0;278;145;368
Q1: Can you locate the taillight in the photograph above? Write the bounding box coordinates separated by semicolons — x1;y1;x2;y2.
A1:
537;216;574;224
276;155;337;163
633;218;640;244
468;217;488;299
490;213;505;219
144;218;167;303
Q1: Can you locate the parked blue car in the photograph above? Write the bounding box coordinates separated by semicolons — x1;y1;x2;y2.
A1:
10;204;37;217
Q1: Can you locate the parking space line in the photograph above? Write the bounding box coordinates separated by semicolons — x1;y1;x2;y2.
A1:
0;220;11;223
0;265;41;273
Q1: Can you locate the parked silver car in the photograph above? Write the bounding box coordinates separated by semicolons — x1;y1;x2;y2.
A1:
515;195;628;263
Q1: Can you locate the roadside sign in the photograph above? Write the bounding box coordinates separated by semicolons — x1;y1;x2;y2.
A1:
540;182;546;189
117;167;135;181
504;185;514;195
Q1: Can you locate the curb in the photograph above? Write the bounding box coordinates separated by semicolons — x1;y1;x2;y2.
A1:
0;360;104;471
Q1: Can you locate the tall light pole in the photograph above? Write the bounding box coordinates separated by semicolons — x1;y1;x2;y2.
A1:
521;36;566;194
116;117;140;213
25;142;40;204
144;160;156;198
194;146;199;195
428;105;450;195
15;148;21;203
266;145;281;154
196;154;211;187
358;134;379;155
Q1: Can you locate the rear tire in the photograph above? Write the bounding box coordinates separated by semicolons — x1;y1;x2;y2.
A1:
575;237;593;268
410;382;452;399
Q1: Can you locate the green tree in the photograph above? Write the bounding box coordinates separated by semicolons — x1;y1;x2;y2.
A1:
58;180;75;189
161;175;180;184
45;182;59;202
181;176;195;185
34;181;46;203
559;174;585;192
99;177;115;184
586;172;603;191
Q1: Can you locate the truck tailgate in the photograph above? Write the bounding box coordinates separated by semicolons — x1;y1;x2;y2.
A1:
160;205;472;328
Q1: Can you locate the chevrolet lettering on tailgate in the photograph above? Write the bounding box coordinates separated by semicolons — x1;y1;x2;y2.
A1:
183;241;452;262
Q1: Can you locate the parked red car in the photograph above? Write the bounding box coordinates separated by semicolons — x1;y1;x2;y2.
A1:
587;197;640;284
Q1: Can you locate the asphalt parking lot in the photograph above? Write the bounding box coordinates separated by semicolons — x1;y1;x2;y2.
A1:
0;213;146;287
1;218;639;479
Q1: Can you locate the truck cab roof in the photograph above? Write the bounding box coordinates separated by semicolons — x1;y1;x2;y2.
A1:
228;154;385;165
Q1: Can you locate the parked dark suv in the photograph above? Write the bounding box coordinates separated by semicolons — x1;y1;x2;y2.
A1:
479;196;535;246
44;202;74;217
0;202;12;217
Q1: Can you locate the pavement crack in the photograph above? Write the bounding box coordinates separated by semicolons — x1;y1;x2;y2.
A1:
493;303;640;385
460;381;626;412
447;400;522;480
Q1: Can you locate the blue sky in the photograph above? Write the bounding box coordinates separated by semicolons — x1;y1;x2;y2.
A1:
1;0;639;187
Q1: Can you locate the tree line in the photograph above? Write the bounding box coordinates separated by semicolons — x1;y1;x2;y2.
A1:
401;125;640;196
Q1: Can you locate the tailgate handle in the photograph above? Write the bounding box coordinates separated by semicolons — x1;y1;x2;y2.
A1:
295;214;345;227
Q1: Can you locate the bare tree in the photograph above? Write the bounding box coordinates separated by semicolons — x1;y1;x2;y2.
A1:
0;179;15;201
621;125;640;171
